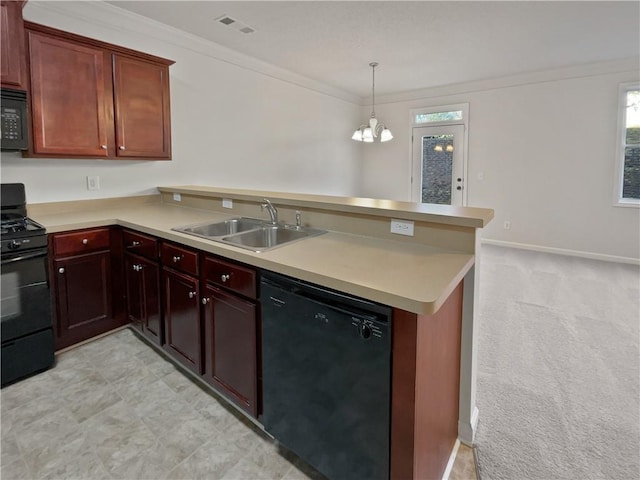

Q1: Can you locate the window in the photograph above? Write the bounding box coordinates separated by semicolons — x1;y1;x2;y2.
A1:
411;104;467;126
614;83;640;206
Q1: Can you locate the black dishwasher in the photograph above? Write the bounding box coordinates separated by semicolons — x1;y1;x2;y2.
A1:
261;272;392;480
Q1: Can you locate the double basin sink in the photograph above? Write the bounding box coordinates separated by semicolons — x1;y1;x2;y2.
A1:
172;217;326;253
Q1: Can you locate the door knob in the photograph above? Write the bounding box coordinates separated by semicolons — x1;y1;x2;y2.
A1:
172;256;181;263
202;297;210;305
58;267;65;274
119;146;126;150
82;239;88;245
188;291;196;299
101;145;107;150
220;274;230;282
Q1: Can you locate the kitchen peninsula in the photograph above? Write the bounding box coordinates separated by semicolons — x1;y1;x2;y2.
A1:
29;186;493;480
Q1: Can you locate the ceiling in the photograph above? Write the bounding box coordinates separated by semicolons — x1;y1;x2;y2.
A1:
106;1;640;99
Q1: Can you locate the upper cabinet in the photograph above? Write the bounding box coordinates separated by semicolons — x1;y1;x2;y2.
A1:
1;1;27;89
24;22;174;160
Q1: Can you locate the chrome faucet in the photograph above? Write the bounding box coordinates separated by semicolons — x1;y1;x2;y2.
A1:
261;199;279;224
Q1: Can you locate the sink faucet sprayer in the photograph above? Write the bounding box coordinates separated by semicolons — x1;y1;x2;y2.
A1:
261;199;278;224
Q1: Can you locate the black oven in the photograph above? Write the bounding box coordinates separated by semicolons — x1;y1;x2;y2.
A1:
1;183;54;386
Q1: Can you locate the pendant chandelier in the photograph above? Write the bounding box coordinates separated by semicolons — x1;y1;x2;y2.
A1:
352;62;393;143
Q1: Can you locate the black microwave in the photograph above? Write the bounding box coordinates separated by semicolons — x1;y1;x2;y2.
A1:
1;88;28;151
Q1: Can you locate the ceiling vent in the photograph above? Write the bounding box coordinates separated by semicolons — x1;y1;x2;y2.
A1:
215;15;255;35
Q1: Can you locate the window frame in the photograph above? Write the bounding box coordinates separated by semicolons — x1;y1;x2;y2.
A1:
613;82;640;208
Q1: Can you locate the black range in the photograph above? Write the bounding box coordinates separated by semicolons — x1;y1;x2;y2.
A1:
1;183;55;387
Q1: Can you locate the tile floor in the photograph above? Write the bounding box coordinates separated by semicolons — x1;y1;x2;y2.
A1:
1;328;478;480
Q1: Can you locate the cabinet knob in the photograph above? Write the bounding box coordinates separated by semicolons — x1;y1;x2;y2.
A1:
101;145;107;150
188;291;196;299
58;267;65;274
133;264;143;272
82;239;88;245
172;255;182;263
220;274;230;282
131;241;141;247
119;146;126;150
202;297;210;305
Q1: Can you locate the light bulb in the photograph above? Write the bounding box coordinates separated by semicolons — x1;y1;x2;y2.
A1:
434;145;443;152
362;127;374;142
380;128;393;142
446;144;453;152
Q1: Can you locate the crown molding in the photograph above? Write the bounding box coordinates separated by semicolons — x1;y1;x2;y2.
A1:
373;57;640;106
23;1;362;105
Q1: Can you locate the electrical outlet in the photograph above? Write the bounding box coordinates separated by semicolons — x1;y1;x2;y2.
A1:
222;198;233;209
173;193;182;202
86;176;100;191
503;220;511;230
390;219;414;236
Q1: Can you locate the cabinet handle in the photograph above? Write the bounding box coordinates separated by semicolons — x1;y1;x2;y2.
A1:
82;239;88;245
101;145;107;149
131;241;141;247
172;255;182;263
119;146;126;151
202;297;210;305
188;291;196;299
220;274;230;282
58;267;65;274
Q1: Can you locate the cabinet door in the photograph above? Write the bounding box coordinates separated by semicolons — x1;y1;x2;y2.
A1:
124;254;144;332
163;269;201;373
53;252;112;350
1;1;26;88
113;54;171;159
125;254;162;344
203;284;258;417
27;30;111;156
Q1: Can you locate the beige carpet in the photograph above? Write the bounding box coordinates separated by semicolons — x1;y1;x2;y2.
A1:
475;245;640;479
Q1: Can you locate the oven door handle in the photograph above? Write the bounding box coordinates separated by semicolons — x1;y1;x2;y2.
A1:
1;250;47;264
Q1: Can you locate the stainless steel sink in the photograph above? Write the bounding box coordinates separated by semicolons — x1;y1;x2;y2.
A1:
172;218;326;252
174;218;263;238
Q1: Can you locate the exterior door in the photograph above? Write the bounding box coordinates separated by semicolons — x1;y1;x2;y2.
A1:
411;124;465;206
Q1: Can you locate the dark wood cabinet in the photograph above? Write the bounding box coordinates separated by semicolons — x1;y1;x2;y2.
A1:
123;229;161;344
161;242;201;374
202;284;258;417
113;55;171;159
125;253;162;345
24;21;173;159
50;227;126;350
163;267;201;374
201;255;259;417
1;1;26;89
27;30;110;157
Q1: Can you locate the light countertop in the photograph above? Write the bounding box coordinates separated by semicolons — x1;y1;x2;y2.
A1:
34;202;475;315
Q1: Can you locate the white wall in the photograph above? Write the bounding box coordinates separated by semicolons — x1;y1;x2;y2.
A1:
359;62;640;261
0;2;362;203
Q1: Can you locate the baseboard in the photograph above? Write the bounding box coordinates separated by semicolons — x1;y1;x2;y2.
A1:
481;239;640;266
441;439;461;480
458;406;479;445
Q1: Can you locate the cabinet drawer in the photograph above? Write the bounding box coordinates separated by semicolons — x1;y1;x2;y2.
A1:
123;230;158;260
202;256;256;299
161;242;198;276
53;228;110;257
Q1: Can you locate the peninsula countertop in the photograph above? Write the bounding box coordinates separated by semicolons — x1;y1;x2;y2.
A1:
32;201;477;315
